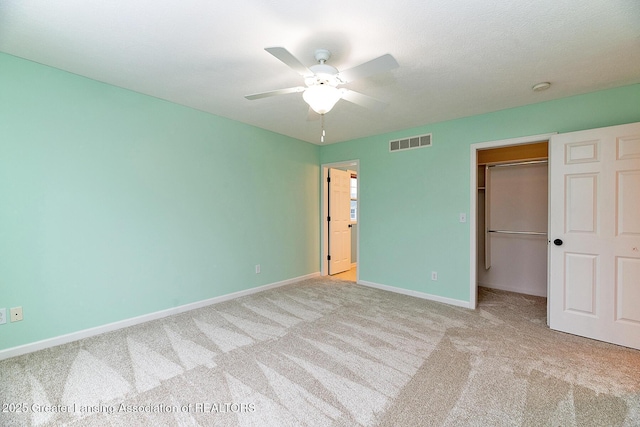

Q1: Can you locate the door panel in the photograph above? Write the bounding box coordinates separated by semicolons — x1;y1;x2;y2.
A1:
563;252;597;315
616;257;640;323
565;140;599;164
549;122;640;350
617;135;640;159
617;171;640;235
328;168;351;275
565;174;598;233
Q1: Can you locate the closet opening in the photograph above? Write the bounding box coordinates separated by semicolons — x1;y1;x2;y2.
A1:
475;141;549;305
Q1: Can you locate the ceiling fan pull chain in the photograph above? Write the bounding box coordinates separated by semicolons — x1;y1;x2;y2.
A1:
321;114;326;143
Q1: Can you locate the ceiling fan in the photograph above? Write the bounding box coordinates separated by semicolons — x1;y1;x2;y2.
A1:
245;47;399;115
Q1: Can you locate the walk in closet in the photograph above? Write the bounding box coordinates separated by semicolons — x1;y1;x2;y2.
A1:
477;142;549;297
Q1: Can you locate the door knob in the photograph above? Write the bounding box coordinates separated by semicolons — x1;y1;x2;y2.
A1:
553;239;563;246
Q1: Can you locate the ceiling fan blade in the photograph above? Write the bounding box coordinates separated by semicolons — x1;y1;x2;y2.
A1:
338;54;399;83
245;86;305;100
340;90;388;111
265;47;311;76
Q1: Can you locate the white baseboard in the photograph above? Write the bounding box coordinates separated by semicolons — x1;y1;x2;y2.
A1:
0;272;320;361
358;280;471;309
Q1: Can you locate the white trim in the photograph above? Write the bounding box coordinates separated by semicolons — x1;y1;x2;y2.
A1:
358;280;471;309
0;272;320;361
469;133;556;310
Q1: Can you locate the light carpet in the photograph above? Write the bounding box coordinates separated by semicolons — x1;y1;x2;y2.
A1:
1;277;639;426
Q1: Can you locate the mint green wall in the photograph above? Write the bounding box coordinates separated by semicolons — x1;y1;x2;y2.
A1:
320;84;640;302
0;53;320;350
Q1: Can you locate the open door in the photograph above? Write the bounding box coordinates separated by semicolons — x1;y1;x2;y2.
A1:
328;168;351;275
549;122;640;349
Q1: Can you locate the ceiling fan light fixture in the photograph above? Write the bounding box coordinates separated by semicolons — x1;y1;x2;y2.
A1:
303;85;342;115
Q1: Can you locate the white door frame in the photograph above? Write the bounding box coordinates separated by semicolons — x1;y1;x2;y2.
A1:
469;133;556;309
321;159;359;279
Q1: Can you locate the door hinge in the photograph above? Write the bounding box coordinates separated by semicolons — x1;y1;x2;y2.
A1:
327;255;331;261
327;216;331;222
327;177;331;183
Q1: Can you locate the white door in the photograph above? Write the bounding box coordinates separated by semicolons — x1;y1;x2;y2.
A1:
549;122;640;350
328;168;351;275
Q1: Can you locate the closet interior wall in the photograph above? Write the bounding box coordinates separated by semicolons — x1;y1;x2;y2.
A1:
477;142;549;297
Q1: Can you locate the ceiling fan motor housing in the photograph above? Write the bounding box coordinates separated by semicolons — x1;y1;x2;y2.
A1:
302;49;340;87
306;63;340;87
314;49;331;63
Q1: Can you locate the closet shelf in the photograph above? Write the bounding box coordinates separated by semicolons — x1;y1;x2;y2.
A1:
487;230;547;236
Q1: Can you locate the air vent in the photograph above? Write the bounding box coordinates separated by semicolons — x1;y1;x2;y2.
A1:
389;133;432;152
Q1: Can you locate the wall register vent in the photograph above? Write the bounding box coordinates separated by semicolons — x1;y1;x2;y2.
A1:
389;133;432;152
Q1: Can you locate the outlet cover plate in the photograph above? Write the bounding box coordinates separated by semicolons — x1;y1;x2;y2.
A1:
10;306;23;322
0;308;6;325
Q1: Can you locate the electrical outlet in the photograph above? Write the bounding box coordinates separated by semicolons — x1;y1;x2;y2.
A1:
10;306;23;322
459;213;467;223
431;271;438;281
255;264;261;274
0;308;6;325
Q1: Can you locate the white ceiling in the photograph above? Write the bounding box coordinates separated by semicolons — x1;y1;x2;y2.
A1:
1;0;639;144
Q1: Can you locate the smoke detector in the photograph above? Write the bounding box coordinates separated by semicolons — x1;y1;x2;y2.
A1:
532;82;551;92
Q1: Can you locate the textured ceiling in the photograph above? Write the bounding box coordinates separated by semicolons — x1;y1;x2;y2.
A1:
1;0;639;144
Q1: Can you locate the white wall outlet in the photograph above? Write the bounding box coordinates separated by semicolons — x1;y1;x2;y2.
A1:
459;213;467;223
255;264;261;274
431;271;438;281
10;306;23;322
0;308;6;325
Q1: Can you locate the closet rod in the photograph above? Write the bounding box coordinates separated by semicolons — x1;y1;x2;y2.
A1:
488;159;548;168
488;230;547;236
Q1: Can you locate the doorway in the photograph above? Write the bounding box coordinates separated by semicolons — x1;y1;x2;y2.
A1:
321;160;359;281
469;134;556;309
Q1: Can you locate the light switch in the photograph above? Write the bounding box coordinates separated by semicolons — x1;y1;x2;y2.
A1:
459;213;467;223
